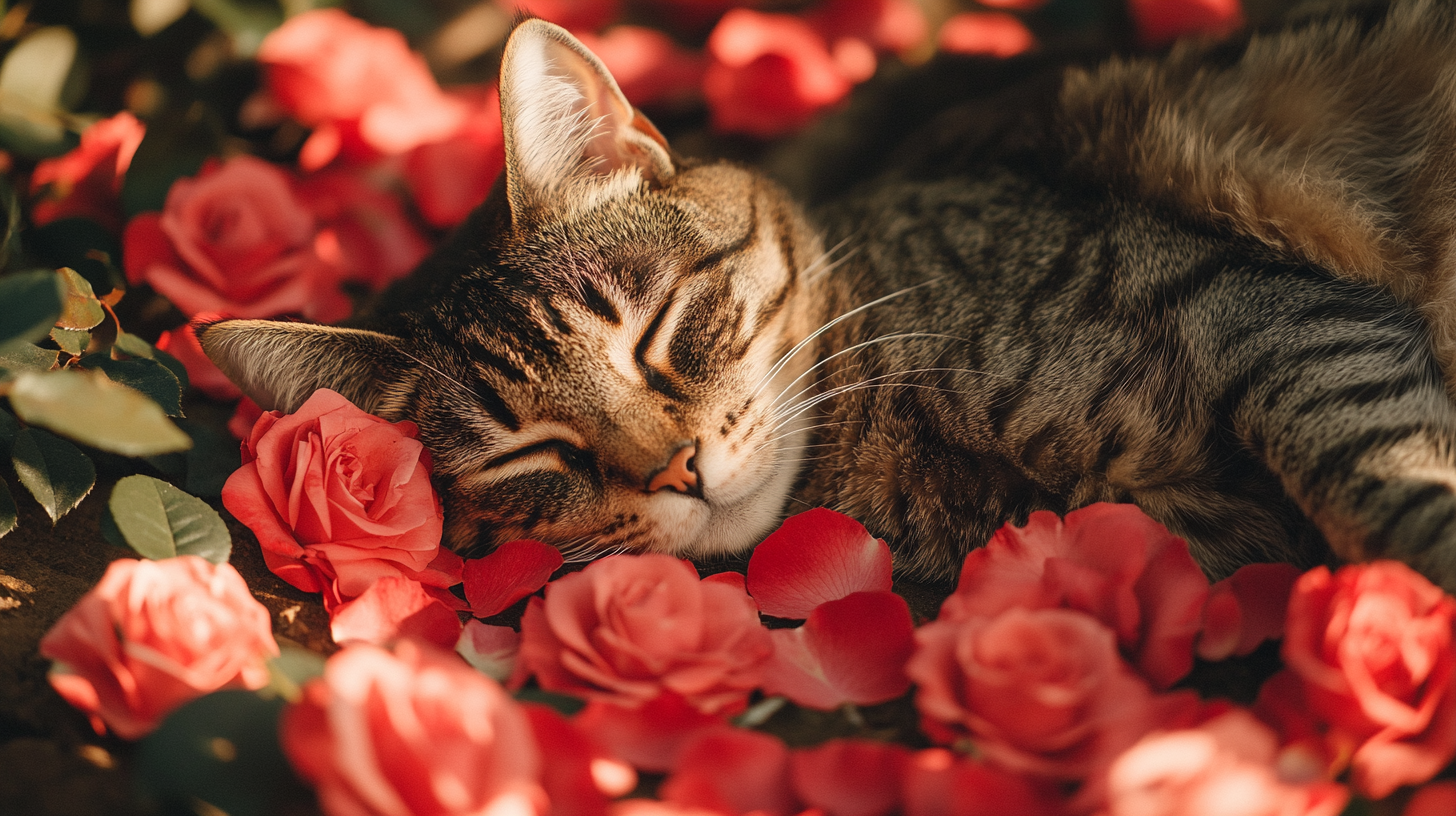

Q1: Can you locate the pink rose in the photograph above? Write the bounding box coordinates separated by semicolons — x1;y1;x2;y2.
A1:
908;605;1177;782
1099;708;1349;816
402;85;505;228
294;167;429;289
1269;562;1456;799
39;556;278;740
282;639;547;816
942;503;1209;689
122;155;349;321
516;553;772;713
257;9;467;169
1196;562;1302;661
704;10;854;138
222;388;460;611
30;111;145;231
901;748;1065;816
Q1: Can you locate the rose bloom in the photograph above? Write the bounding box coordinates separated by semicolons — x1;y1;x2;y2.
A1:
908;605;1177;782
123;155;349;322
258;8;467;169
403;85;505;229
222;388;460;612
282;639;547;816
1269;561;1456;799
704;9;854;138
1129;0;1244;47
294;166;429;289
1099;708;1348;816
30;111;145;231
515;553;772;713
39;556;279;740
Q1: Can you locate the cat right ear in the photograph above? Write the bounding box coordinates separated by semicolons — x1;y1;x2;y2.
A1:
498;18;674;225
195;319;414;416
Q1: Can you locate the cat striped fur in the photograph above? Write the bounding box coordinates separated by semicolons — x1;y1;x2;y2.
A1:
201;4;1456;588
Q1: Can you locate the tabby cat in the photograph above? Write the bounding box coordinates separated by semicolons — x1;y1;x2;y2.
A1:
200;1;1456;589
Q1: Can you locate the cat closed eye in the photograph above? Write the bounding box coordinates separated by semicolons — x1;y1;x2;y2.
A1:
482;439;596;474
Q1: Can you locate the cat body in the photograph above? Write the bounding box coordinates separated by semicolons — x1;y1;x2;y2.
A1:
202;3;1456;588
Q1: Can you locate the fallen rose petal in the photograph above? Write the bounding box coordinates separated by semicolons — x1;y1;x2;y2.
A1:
702;571;749;594
328;575;463;648
900;748;1065;816
790;739;909;816
760;590;914;709
457;620;521;683
660;728;799;816
747;508;892;619
1197;561;1302;661
527;703;637;816
575;692;728;773
936;13;1036;58
463;539;564;618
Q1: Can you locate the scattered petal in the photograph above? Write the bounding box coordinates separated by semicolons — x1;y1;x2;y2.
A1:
760;591;914;709
747;508;892;619
328;575;463;648
456;619;520;682
464;539;564;618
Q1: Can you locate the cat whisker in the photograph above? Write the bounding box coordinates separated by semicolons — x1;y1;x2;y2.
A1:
766;366;977;426
395;348;481;406
763;332;976;416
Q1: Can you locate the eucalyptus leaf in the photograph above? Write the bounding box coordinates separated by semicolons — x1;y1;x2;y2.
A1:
7;369;192;456
0;270;63;346
130;0;191;36
49;327;89;355
190;0;284;56
107;475;231;564
0;477;16;539
55;267;104;330
0;342;58;378
82;353;184;417
11;427;95;523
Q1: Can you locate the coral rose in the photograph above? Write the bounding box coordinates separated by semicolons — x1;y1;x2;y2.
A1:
257;9;467;169
282;639;546;816
1272;561;1456;799
1128;0;1244;47
942;503;1209;689
122;155;349;321
222;388;460;611
704;10;854;138
39;556;278;740
1099;708;1349;816
515;553;772;713
30;111;145;231
908;605;1176;782
402;85;505;229
294;167;429;289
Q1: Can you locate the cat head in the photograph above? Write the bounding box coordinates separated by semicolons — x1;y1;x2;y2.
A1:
200;19;826;560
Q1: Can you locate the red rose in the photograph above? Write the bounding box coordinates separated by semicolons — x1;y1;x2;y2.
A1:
222;388;459;611
1100;708;1349;816
257;9;467;169
513;0;621;34
30;111;145;231
282;639;547;816
122;155;349;321
576;27;706;111
1273;562;1456;799
936;12;1037;58
908;605;1175;782
1128;0;1244;47
791;738;910;816
901;748;1065;816
516;553;772;713
1196;562;1302;661
294;167;429;290
704;10;854;138
660;728;799;816
402;85;505;229
942;503;1209;689
39;556;278;740
153;314;243;401
1406;782;1456;816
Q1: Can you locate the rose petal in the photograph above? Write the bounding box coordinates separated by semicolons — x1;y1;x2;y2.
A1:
936;12;1036;57
1197;562;1302;661
900;748;1065;816
574;693;727;773
790;739;909;816
747;508;892;619
526;703;637;816
660;728;798;816
463;539;565;618
328;575;463;648
760;590;914;709
1128;0;1244;47
1405;781;1456;816
456;620;520;683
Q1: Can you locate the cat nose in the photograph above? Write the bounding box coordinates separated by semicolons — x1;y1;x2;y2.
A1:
647;442;701;497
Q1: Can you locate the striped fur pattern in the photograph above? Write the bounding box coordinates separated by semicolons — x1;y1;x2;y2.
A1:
202;8;1456;588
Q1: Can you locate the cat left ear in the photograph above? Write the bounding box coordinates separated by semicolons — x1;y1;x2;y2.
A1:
499;19;674;224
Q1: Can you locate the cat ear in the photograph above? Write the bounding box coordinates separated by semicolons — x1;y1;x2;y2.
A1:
196;319;414;416
498;18;674;222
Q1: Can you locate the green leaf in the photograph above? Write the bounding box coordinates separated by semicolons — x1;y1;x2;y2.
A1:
512;688;585;716
55;267;104;330
152;347;189;391
49;326;89;355
119;111;213;218
11;427;95;523
0;407;17;456
0;174;21;272
0;270;63;346
0;342;59;377
0;26;79;157
191;0;284;56
113;332;155;359
82;353;184;417
0;477;16;539
131;0;191;37
7;369;192;456
107;474;231;564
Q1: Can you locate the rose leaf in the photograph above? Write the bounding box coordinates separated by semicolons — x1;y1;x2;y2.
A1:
10;427;95;523
0;477;17;539
0;342;60;378
8;369;192;456
108;474;232;564
0;269;63;347
0;406;17;455
54;268;105;331
49;327;89;355
82;353;184;417
112;332;156;359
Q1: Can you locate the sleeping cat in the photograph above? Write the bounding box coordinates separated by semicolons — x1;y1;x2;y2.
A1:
199;1;1456;588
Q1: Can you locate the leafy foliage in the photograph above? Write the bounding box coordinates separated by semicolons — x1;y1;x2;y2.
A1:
106;475;232;564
